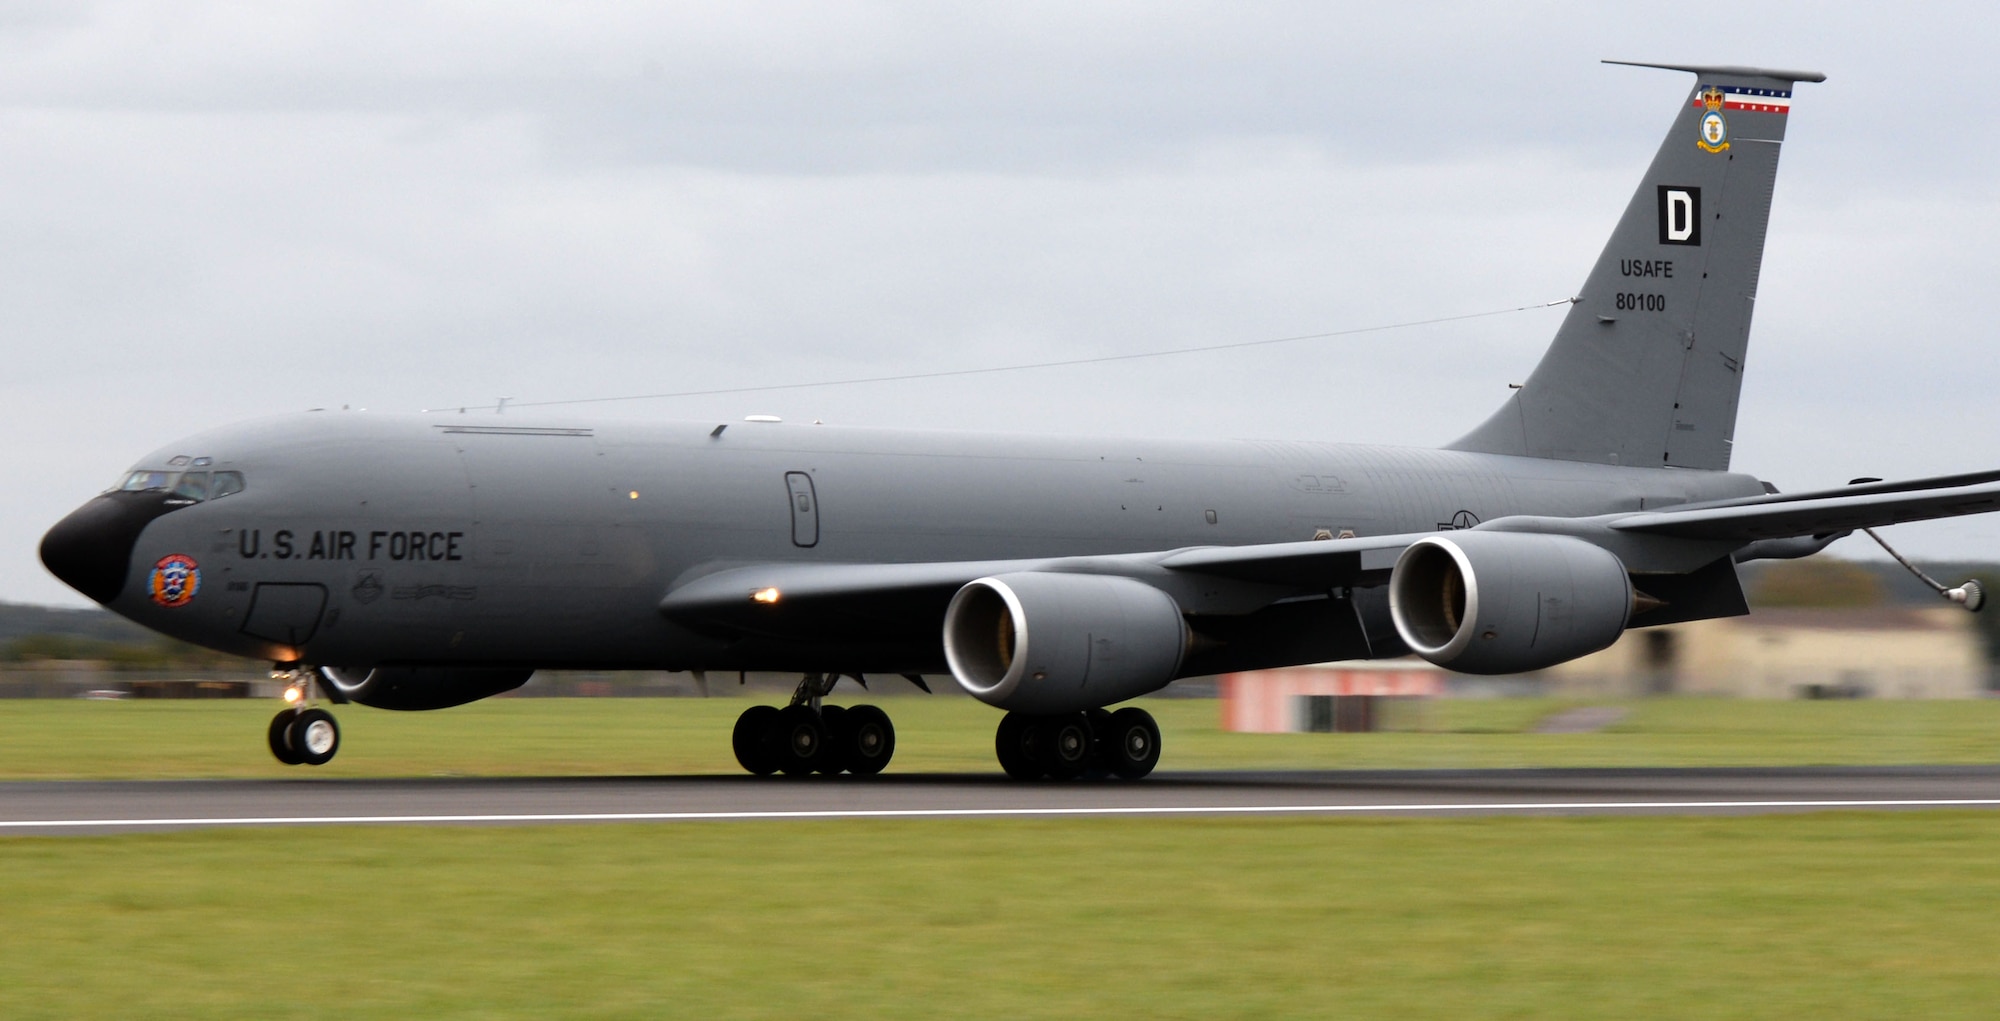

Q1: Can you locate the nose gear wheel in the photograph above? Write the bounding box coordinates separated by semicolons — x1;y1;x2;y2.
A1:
267;708;304;765
265;666;343;767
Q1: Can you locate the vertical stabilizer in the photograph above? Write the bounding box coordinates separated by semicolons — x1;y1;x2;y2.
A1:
1449;62;1823;470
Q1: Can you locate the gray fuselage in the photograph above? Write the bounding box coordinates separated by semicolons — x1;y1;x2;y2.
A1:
84;412;1767;675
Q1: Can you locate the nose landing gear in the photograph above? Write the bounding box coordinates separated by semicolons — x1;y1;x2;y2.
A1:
731;672;898;777
267;668;342;767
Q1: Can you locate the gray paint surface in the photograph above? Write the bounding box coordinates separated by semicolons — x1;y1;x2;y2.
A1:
95;411;1767;673
1453;67;1797;469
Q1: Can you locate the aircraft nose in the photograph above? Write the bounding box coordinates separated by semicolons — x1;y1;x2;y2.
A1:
39;494;156;604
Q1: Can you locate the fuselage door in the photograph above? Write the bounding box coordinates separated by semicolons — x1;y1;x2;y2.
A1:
240;582;329;648
785;471;819;548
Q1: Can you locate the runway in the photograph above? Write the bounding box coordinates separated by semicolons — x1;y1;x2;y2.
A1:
9;765;2000;834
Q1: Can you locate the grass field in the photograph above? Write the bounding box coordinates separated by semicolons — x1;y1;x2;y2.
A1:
8;699;2000;1017
3;695;2000;779
4;811;1999;1019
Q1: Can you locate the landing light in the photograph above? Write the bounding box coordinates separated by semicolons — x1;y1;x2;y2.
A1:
282;686;303;704
628;491;640;500
751;587;781;605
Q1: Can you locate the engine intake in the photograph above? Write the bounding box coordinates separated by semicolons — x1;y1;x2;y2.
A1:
943;572;1188;714
1388;532;1633;674
317;666;534;711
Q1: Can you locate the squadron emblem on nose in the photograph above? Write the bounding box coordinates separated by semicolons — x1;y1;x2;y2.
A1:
148;554;201;608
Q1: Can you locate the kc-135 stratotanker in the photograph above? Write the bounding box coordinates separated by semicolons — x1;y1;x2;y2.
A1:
39;62;2000;778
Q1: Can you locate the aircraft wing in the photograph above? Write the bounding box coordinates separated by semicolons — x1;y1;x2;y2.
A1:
658;534;1421;638
1610;475;2000;541
661;470;2000;640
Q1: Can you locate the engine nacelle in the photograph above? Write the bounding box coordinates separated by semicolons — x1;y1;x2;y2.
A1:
1388;532;1632;675
317;666;534;711
942;572;1188;714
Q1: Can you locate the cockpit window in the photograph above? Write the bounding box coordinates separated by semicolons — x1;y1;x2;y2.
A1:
118;470;174;492
113;468;245;501
172;471;210;501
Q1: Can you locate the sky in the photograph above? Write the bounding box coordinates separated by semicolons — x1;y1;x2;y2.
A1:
6;1;1999;607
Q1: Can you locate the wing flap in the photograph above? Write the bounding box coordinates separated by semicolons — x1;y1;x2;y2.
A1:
1154;533;1418;583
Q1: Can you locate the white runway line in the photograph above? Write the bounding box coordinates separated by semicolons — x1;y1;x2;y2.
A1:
6;798;2000;830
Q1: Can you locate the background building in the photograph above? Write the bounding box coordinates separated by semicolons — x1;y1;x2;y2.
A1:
1543;606;1986;699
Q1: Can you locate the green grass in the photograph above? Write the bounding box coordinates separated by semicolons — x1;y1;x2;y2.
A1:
4;811;1999;1018
8;699;2000;1016
4;696;2000;779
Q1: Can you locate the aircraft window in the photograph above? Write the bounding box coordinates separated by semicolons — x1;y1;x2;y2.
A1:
172;472;210;501
210;471;246;499
118;470;174;492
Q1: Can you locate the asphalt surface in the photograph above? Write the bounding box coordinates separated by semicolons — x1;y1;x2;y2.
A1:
9;765;2000;834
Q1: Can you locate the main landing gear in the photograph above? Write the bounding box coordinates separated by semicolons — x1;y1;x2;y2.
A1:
732;672;897;776
267;667;341;767
994;707;1160;780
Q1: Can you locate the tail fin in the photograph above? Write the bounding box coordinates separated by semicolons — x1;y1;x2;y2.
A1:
1449;61;1824;471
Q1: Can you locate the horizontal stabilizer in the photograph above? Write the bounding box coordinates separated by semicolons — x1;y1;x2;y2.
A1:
1602;60;1826;83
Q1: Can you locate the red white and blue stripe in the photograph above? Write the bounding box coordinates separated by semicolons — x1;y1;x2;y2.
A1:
1693;84;1792;114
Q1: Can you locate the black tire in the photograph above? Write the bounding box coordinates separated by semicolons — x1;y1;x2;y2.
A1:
288;708;341;767
1103;707;1161;780
994;712;1041;780
841;704;896;776
267;708;303;766
816;705;850;775
769;704;826;776
1085;707;1115;776
1036;713;1094;780
732;705;782;776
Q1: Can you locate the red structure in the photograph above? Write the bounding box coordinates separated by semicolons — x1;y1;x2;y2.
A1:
1218;664;1443;733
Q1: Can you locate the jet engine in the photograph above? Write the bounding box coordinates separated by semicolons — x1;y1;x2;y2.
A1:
943;572;1188;714
316;666;534;711
1388;532;1632;674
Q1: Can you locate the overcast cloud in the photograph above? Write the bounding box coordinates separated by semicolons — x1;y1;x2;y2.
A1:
6;2;1998;606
